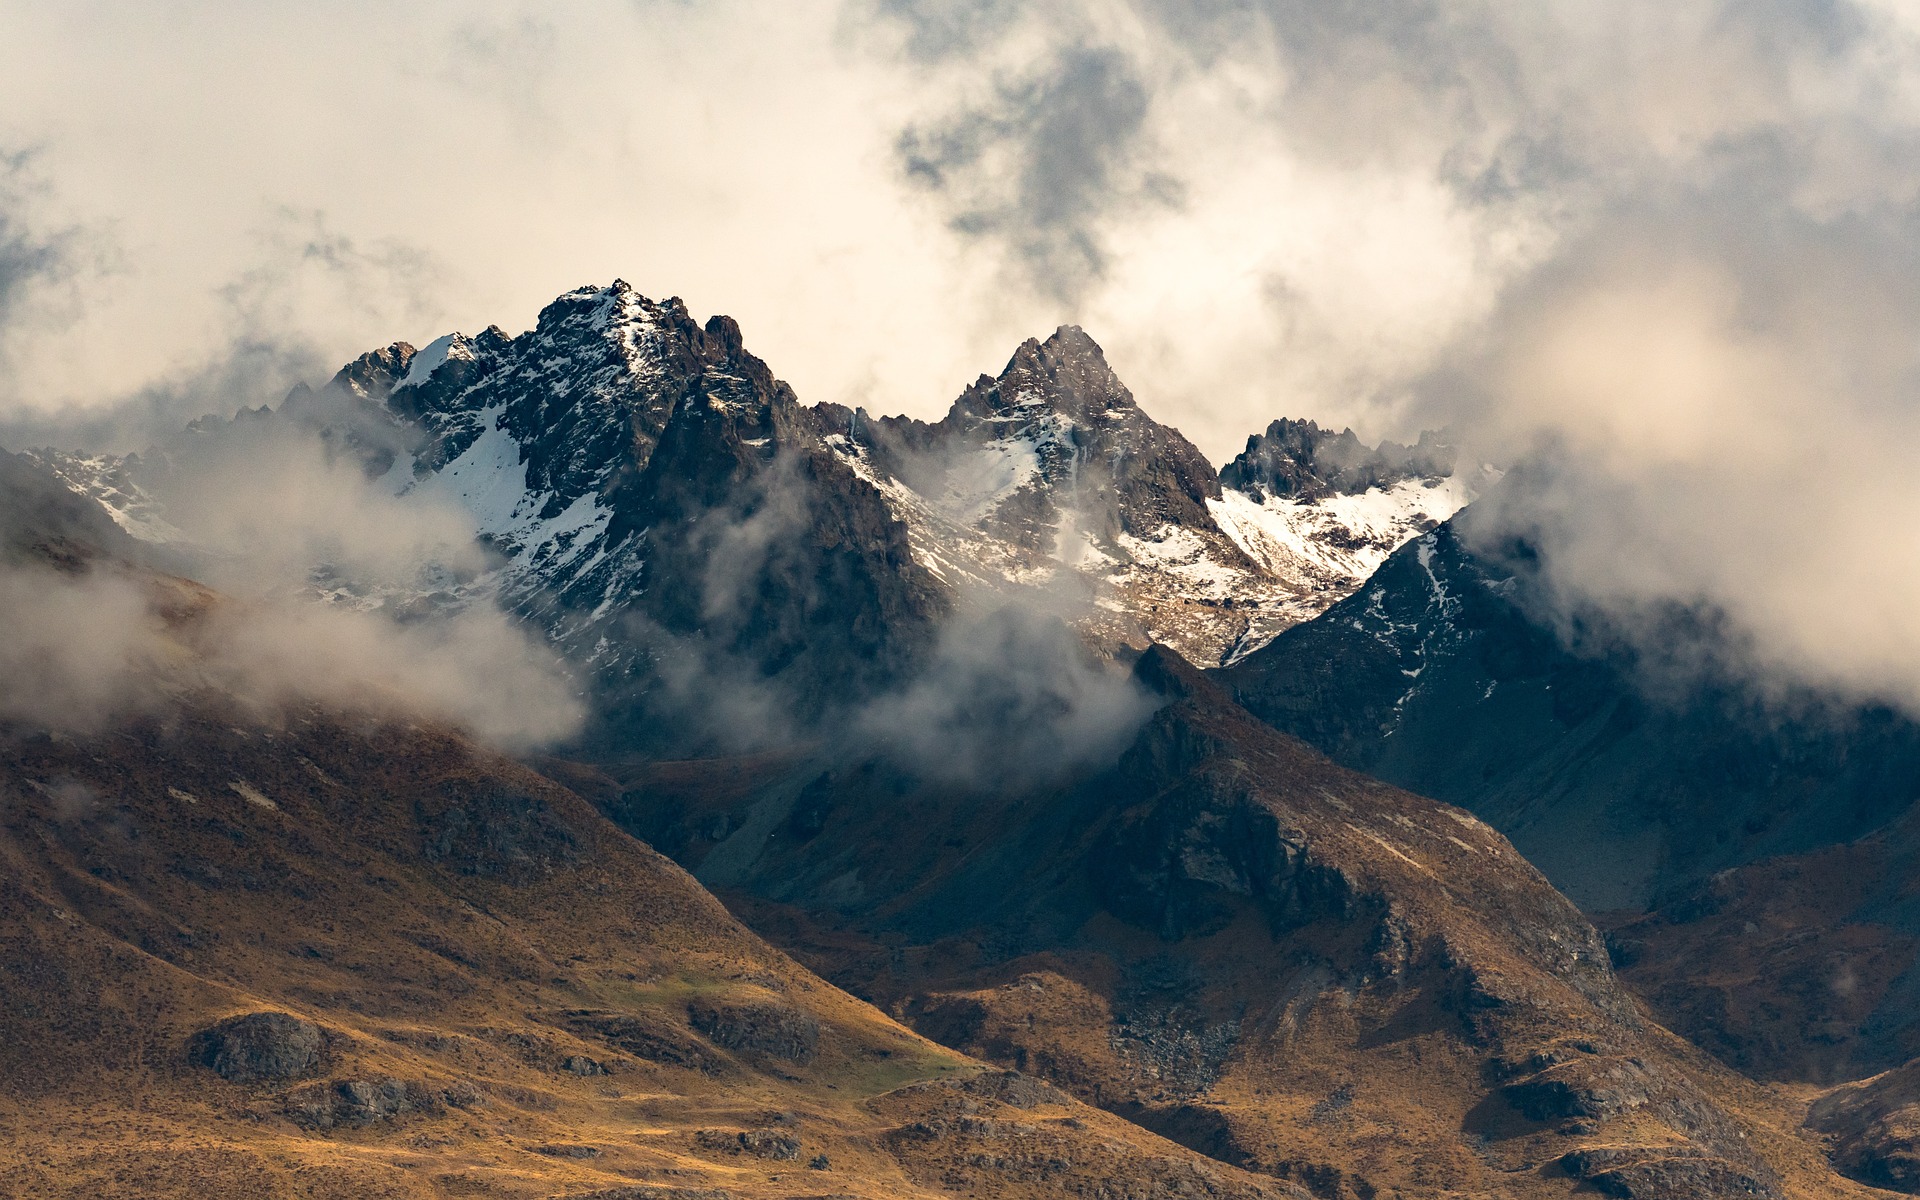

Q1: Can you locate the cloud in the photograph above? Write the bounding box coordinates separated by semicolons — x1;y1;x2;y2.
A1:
0;556;583;747
0;3;1034;444
862;0;1920;716
0;563;164;731
0;148;92;377
896;42;1175;299
0;407;583;748
0;202;447;455
852;600;1158;788
7;0;1920;721
850;0;1920;452
0;157;66;323
1448;184;1920;712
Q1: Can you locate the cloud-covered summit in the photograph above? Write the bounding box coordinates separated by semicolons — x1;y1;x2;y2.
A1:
6;1;1920;714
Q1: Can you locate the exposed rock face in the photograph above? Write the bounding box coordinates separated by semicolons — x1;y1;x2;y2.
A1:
851;326;1229;558
558;1008;726;1075
1219;419;1454;502
821;328;1478;664
386;286;952;747
283;1076;452;1130
1222;508;1920;1083
610;646;1798;1198
418;781;581;881
1560;1145;1779;1199
189;1011;324;1083
695;1127;802;1161
1808;1059;1920;1192
687;998;820;1064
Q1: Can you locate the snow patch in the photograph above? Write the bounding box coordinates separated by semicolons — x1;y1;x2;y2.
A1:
397;332;463;391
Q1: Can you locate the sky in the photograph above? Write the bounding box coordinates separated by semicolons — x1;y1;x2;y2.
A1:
8;0;1920;710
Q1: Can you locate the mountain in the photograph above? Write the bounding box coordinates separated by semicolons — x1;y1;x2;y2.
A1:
31;292;1472;707
1219;419;1456;502
36;283;952;753
0;451;1303;1200
591;646;1855;1199
1;445;147;567
1221;511;1920;1087
819;329;1479;665
5;289;1908;1196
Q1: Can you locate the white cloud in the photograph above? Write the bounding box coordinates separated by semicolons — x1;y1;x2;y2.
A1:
8;0;1920;712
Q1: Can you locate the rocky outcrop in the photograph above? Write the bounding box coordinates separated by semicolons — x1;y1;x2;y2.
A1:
687;998;820;1064
694;1127;803;1161
188;1011;324;1083
612;644;1797;1197
418;781;582;881
1560;1146;1778;1199
282;1076;474;1130
1808;1059;1920;1192
556;1008;727;1075
1219;419;1454;503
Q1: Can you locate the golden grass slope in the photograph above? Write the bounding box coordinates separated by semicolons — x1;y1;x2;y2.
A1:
0;696;1307;1200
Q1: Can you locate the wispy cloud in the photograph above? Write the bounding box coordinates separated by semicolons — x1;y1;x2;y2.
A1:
6;1;1920;715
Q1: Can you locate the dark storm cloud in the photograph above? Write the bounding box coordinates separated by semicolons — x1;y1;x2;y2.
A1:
0;182;66;329
0;149;87;372
864;0;1023;62
897;42;1173;299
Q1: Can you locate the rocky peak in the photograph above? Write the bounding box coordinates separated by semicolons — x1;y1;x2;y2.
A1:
910;325;1227;553
327;341;418;404
1220;418;1454;502
948;324;1135;432
278;282;948;750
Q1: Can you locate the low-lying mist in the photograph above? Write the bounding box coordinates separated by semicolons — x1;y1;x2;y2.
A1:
616;447;1161;786
1443;209;1920;718
852;600;1159;790
0;406;585;748
0;555;583;748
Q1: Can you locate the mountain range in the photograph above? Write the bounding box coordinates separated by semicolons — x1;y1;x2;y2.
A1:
8;281;1920;1198
34;283;1472;698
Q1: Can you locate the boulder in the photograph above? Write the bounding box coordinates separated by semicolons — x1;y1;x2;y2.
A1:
188;1011;323;1083
687;999;819;1064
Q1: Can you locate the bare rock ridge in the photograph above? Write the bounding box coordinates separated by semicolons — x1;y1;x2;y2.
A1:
32;288;1470;691
830;325;1231;559
606;643;1840;1198
1222;506;1920;1096
1220;417;1455;502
